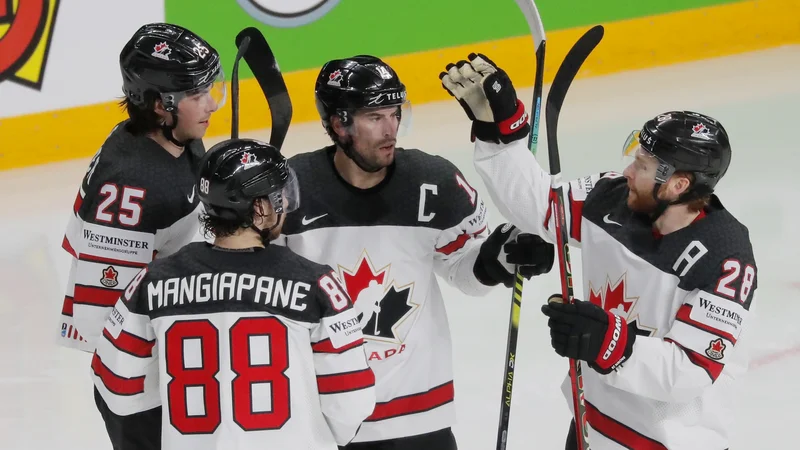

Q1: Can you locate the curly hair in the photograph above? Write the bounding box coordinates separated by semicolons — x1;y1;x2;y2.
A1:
199;200;276;239
199;214;246;240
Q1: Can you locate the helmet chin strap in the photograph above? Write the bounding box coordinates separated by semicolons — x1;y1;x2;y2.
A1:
338;138;383;173
161;111;188;147
331;111;384;174
249;212;283;245
649;182;702;221
649;183;672;220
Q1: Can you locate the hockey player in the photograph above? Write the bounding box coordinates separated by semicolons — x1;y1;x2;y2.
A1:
91;138;376;450
276;55;556;449
441;53;756;449
56;23;225;351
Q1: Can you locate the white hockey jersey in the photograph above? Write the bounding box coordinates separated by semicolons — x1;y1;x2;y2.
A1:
57;121;204;351
474;139;756;449
91;242;375;449
277;146;494;442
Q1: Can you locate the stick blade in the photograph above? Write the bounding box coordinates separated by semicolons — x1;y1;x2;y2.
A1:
235;27;293;151
546;25;604;125
545;25;604;174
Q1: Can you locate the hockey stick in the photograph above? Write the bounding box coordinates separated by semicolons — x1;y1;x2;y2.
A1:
235;27;293;150
230;36;251;139
495;2;546;450
546;25;605;450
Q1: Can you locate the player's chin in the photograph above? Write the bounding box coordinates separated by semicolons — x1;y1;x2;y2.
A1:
193;121;211;138
626;191;637;209
375;145;395;164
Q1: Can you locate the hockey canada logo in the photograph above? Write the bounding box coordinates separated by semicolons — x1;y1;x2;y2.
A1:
705;338;726;360
327;69;343;87
151;42;172;61
236;0;341;28
589;274;639;317
691;123;713;140
100;266;119;288
338;252;417;344
0;0;60;90
589;273;656;337
240;152;260;168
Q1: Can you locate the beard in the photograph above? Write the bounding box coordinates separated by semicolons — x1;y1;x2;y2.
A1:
626;185;660;213
346;139;395;173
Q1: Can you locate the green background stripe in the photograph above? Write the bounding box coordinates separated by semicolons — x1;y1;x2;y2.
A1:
166;0;744;77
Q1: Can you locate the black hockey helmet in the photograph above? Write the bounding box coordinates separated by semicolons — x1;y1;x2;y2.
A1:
314;55;407;128
198;139;299;224
623;111;731;196
120;23;225;112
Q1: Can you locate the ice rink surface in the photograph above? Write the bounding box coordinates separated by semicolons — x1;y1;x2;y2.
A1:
1;45;798;449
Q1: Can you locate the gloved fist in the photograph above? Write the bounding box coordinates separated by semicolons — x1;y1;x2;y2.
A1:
473;223;555;288
440;53;530;144
541;295;636;375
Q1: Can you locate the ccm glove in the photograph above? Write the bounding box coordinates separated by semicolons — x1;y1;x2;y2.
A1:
440;53;530;144
541;295;636;374
474;223;555;288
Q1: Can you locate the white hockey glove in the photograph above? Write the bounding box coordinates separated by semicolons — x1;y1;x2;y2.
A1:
440;53;530;144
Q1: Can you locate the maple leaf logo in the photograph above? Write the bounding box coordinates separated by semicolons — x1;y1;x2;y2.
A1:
327;69;343;87
341;256;387;301
691;122;713;140
151;41;172;60
588;274;638;318
705;338;726;360
240;152;262;170
100;266;119;288
338;252;416;343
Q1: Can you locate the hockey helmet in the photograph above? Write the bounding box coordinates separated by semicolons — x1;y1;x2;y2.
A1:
120;23;225;112
623;111;731;195
198;139;299;224
314;55;409;128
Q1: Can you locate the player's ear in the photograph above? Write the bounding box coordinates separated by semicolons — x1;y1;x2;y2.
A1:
331;114;349;139
671;173;693;197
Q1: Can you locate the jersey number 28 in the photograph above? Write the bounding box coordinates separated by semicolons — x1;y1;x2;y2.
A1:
164;317;290;434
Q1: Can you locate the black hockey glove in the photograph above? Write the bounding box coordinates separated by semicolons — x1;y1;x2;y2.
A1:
439;53;530;144
474;223;555;288
541;295;636;375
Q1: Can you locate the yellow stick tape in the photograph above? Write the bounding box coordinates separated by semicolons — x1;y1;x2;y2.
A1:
1;0;797;171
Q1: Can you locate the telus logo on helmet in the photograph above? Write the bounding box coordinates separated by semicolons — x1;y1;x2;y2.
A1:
367;91;405;106
237;0;341;28
0;0;60;90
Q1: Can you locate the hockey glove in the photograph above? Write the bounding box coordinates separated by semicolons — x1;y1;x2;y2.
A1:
439;53;530;144
474;223;555;288
541;295;636;375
